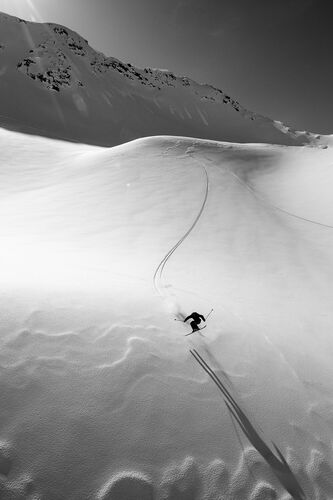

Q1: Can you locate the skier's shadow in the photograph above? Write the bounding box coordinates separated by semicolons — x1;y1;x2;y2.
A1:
190;348;306;500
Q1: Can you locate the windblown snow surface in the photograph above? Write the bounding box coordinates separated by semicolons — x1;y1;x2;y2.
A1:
1;128;333;499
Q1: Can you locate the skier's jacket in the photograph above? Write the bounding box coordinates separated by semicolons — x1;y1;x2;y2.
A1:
184;312;205;323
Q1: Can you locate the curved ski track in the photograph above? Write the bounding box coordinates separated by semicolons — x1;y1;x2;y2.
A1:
152;159;209;296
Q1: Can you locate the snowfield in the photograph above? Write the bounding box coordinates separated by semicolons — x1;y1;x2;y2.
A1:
1;128;333;499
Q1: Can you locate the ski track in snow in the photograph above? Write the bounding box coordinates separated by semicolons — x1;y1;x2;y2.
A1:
222;160;333;231
1;131;333;499
153;149;209;297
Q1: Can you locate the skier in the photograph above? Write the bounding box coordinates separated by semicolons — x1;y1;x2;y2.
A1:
184;311;206;333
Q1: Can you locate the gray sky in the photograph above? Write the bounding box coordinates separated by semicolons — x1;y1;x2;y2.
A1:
1;0;332;133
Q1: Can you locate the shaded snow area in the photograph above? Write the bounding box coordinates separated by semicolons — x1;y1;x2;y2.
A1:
0;11;324;148
1;128;333;499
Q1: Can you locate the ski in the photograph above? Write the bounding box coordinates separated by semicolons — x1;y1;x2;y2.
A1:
185;325;207;336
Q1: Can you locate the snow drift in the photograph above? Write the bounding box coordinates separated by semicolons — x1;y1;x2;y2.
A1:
1;127;333;499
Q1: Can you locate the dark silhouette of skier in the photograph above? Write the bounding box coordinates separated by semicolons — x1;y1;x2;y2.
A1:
184;312;206;332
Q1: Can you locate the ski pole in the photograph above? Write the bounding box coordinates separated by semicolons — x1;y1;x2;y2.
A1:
205;308;214;320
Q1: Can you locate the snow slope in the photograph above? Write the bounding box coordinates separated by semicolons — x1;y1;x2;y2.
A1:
1;128;333;499
0;11;323;148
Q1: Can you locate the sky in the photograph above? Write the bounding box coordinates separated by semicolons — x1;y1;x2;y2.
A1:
0;0;332;133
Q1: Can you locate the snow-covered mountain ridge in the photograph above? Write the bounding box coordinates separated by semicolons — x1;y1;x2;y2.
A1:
0;11;326;147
